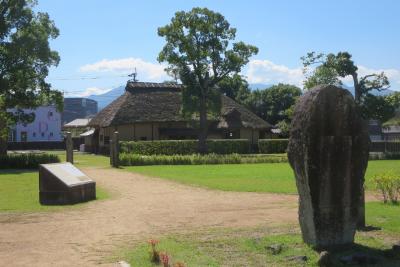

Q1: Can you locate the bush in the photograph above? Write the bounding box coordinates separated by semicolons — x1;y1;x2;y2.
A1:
258;139;288;154
372;171;400;204
369;152;400;160
119;153;287;166
0;153;60;169
120;139;250;155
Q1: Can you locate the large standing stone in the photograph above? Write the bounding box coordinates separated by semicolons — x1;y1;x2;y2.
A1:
288;85;369;248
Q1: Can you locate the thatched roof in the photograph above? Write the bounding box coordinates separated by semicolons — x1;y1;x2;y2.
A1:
89;82;271;129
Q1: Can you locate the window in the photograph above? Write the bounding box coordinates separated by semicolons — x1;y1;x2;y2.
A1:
21;132;27;142
50;132;53;137
225;130;240;139
33;132;36;137
140;137;147;141
41;132;45;137
82;99;87;107
49;111;53;117
8;130;16;142
104;136;110;144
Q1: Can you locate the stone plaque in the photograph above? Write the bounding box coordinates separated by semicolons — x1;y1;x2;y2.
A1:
39;162;96;205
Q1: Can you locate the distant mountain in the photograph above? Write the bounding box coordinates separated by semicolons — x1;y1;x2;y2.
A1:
88;83;398;111
87;85;125;110
340;84;395;96
249;83;272;90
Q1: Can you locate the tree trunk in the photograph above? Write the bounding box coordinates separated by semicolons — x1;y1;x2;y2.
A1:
352;73;361;103
0;108;8;156
353;72;366;229
198;96;208;154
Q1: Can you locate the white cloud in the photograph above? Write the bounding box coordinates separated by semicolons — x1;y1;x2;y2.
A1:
79;57;169;81
244;59;304;87
79;57;400;91
65;87;112;97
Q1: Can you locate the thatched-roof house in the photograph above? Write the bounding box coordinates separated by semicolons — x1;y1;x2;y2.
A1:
89;82;271;153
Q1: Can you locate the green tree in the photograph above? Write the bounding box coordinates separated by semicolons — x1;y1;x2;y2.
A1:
0;0;62;154
242;84;301;126
158;7;258;153
360;94;396;122
217;73;251;103
301;52;390;102
263;84;302;125
385;91;400;110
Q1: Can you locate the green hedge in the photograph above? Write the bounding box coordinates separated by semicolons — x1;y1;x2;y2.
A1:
120;139;251;155
0;153;60;169
258;139;289;154
369;152;400;160
119;153;288;166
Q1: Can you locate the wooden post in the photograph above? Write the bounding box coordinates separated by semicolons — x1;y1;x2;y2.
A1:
109;138;114;166
66;132;73;164
113;131;119;168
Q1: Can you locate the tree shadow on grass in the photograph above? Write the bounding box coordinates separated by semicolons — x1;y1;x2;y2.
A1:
323;243;399;267
0;169;37;175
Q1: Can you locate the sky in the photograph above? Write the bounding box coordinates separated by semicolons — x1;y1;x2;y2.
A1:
36;0;400;97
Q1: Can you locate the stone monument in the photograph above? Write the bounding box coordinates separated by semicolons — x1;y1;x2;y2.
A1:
288;85;369;248
39;162;96;205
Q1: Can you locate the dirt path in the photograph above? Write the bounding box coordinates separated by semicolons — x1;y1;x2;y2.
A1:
0;167;298;267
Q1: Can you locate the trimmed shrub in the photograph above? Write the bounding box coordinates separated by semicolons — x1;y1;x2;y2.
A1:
0;153;60;169
119;139;250;155
369;152;400;160
372;171;400;204
119;153;287;166
258;139;289;154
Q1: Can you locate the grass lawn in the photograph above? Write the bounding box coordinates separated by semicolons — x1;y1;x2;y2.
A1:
125;160;400;194
48;150;110;168
0;170;109;212
118;225;400;267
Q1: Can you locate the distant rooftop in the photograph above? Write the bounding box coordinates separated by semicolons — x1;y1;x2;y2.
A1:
63;118;91;128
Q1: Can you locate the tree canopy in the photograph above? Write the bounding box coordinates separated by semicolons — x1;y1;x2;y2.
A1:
0;0;61;154
158;7;258;153
302;52;390;102
301;51;394;122
243;84;301;125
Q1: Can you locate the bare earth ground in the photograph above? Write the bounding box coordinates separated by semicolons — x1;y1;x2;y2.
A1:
0;168;298;267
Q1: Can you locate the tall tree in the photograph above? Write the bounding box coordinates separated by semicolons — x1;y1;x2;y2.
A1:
301;52;390;102
0;0;62;154
158;7;258;153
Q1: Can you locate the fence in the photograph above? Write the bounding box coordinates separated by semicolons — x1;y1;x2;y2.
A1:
370;141;400;153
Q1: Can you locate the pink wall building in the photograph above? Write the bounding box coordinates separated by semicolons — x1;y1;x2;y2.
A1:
8;106;62;142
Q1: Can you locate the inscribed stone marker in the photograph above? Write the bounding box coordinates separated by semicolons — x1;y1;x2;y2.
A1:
287;85;369;248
